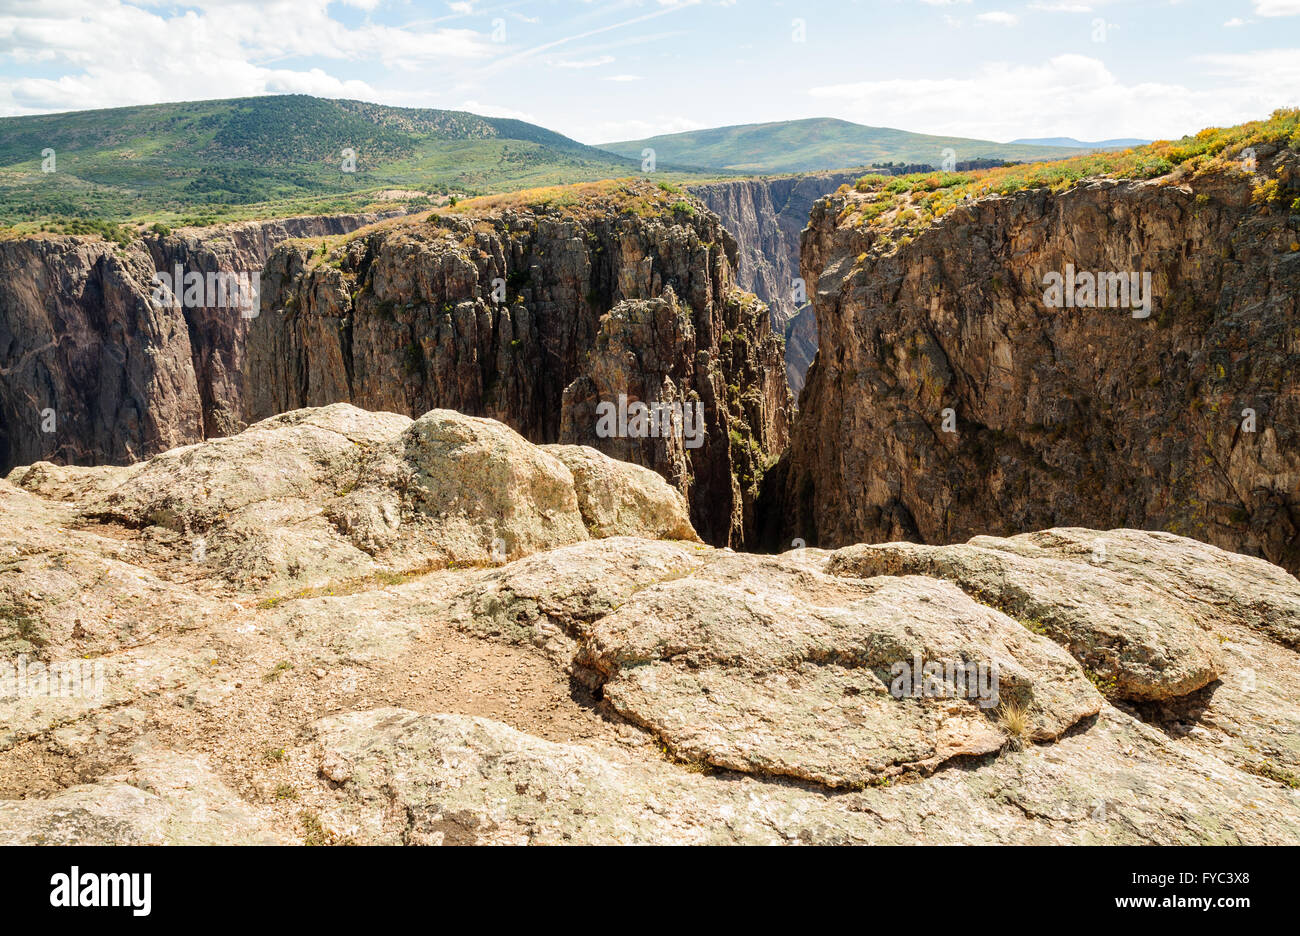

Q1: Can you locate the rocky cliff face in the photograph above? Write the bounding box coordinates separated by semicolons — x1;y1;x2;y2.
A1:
0;212;402;473
250;182;790;546
0;187;790;547
690;172;856;395
769;142;1300;572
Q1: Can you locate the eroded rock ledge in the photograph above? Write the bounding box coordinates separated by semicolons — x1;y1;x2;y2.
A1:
2;405;1298;844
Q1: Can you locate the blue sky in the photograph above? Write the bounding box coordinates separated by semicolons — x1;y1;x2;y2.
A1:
1;0;1297;143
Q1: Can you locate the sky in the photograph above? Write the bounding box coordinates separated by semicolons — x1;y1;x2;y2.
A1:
0;0;1297;144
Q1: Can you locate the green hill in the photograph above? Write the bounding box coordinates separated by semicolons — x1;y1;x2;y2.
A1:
0;95;657;227
598;117;1107;173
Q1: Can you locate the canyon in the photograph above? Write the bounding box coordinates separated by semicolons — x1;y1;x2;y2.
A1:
689;171;857;395
0;211;407;472
1;117;1299;846
0;184;789;547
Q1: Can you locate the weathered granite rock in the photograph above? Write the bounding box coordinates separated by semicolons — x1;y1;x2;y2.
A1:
827;529;1232;701
332;408;590;567
0;752;285;846
543;445;698;542
310;705;1300;845
2;402;1299;845
79;404;698;589
441;536;709;667
0;479;230;670
6;461;142;501
83;403;406;588
311;707;878;845
443;543;1103;786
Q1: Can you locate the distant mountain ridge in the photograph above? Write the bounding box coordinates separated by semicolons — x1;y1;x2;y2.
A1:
0;95;645;226
598;117;1102;173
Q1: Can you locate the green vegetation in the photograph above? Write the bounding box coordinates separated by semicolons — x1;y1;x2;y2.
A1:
1242;760;1300;789
1084;668;1119;698
445;177;694;222
599;116;1107;173
0;94;718;229
839;108;1300;243
1020;617;1050;637
262;660;293;682
299;810;329;846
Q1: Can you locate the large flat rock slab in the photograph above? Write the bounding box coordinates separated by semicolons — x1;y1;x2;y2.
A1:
828;529;1246;701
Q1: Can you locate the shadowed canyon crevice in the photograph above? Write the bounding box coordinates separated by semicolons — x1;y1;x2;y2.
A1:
689;171;858;396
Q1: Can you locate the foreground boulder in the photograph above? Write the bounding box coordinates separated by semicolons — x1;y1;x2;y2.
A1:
307;704;1300;845
581;562;1102;786
445;543;1103;786
828;531;1219;700
828;528;1300;700
0;752;284;846
330;409;589;566
543;445;698;542
76;404;700;589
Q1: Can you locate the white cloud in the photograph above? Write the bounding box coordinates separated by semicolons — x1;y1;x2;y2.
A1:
262;68;379;99
1197;47;1300;89
808;52;1300;142
1224;18;1249;26
458;99;537;122
0;0;495;115
548;55;615;68
605;74;643;81
1028;2;1095;11
977;11;1019;26
586;115;706;145
1254;1;1300;15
